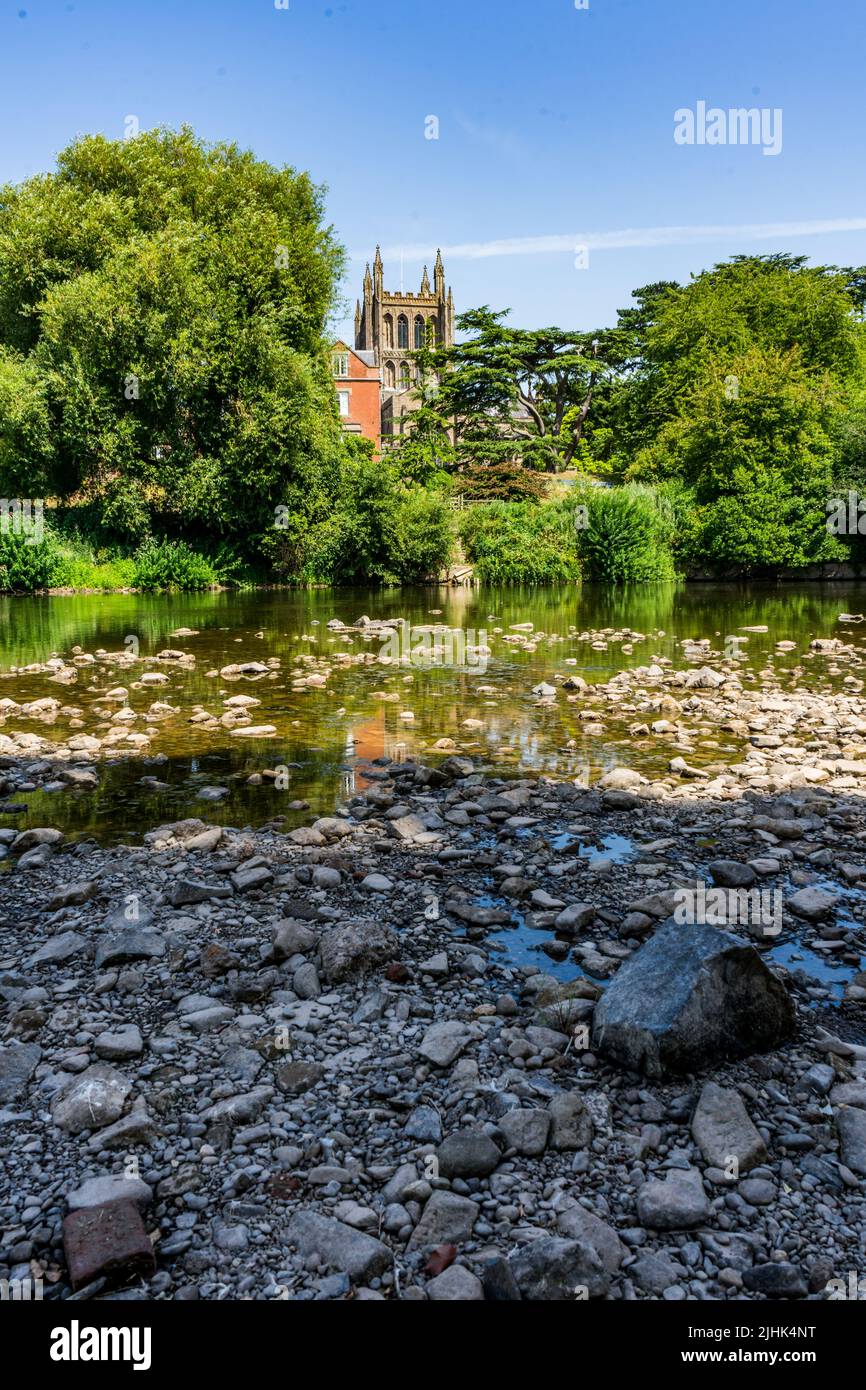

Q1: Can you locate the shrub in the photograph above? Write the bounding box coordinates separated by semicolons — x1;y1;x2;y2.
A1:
385;488;453;582
572;487;677;583
460;500;581;584
459;461;549;503
132;538;217;591
0;521;72;591
301;456;453;585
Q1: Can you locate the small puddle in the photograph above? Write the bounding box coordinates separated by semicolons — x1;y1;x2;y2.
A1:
768;939;857;1002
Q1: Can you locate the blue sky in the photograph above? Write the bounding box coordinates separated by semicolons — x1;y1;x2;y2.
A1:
2;0;865;339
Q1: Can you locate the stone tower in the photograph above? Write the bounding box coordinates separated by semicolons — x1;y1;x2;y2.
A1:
355;247;454;394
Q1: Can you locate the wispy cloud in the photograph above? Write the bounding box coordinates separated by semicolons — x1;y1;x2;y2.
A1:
353;218;866;264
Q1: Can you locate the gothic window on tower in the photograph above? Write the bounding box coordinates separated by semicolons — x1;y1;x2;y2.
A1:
400;361;411;389
384;314;393;348
397;314;409;349
384;361;396;390
414;315;425;349
427;321;436;346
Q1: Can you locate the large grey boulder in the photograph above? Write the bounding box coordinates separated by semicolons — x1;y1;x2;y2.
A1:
592;919;795;1077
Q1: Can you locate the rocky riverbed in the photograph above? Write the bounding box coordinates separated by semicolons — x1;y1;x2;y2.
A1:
1;741;866;1302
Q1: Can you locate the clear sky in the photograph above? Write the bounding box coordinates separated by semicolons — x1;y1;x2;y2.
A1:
2;0;865;338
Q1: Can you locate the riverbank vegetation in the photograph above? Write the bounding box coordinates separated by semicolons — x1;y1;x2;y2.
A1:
1;128;865;591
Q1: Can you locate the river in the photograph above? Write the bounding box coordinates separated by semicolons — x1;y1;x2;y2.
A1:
1;580;865;842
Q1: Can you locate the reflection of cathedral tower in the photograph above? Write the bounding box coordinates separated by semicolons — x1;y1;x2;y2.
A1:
355;247;454;396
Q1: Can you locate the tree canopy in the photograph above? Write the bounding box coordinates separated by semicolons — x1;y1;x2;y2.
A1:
0;126;347;549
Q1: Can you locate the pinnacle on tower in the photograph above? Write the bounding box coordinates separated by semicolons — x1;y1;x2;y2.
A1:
434;248;445;296
421;265;431;295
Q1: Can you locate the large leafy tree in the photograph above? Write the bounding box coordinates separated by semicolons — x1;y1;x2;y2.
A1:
409;307;617;473
0;126;346;549
614;254;863;465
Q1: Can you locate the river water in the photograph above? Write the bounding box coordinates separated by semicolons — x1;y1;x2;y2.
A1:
2;580;866;842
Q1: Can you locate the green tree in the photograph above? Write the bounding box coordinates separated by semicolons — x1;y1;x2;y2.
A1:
0;126;347;555
422;307;615;473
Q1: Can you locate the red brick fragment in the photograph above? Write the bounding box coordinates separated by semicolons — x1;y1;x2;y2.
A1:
62;1198;156;1291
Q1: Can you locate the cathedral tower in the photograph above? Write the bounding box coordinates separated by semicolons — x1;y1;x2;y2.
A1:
355;247;454;395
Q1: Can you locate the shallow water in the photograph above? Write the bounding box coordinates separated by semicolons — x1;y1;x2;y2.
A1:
2;580;866;843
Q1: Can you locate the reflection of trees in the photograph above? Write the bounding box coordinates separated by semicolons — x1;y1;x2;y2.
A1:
4;581;866;840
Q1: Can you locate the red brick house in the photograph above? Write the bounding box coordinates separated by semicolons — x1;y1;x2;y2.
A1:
331;341;382;453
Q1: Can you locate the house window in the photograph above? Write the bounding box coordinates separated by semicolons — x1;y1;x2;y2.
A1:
337;390;350;417
414;315;425;349
397;314;409;349
332;352;349;378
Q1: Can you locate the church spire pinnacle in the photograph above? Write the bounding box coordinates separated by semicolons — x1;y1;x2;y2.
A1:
420;264;431;295
434;248;445;297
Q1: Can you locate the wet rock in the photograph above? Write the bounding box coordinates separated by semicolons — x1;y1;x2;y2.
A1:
787;887;840;920
707;860;757;889
592;919;796;1077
